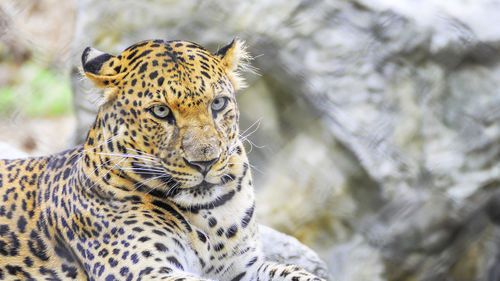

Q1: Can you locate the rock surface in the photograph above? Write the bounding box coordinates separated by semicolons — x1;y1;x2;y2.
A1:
70;1;500;280
259;225;330;279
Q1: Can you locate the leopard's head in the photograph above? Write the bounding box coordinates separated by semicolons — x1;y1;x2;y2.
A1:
81;39;250;204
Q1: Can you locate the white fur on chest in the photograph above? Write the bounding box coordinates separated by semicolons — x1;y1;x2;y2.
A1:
183;177;260;280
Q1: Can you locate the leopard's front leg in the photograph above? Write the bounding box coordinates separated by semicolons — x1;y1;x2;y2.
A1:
83;256;215;281
257;261;326;281
141;270;214;281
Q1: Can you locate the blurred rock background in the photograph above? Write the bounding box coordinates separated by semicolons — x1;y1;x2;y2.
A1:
2;0;500;280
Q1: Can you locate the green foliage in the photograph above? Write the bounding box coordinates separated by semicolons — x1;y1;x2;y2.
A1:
0;88;15;114
0;63;72;117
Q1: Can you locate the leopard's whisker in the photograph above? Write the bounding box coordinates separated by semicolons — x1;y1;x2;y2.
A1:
72;135;122;171
107;168;163;176
227;161;263;174
239;118;261;139
95;152;157;162
128;163;164;170
165;182;181;197
82;155;124;186
125;147;156;158
86;156;128;191
240;137;265;149
111;165;164;172
133;174;170;189
146;178;178;196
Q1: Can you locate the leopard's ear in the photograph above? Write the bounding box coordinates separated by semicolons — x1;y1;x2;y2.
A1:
216;38;250;90
82;47;124;88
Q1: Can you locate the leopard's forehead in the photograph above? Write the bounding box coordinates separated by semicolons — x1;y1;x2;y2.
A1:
117;40;232;107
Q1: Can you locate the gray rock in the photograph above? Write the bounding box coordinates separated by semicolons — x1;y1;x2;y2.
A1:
259;225;330;280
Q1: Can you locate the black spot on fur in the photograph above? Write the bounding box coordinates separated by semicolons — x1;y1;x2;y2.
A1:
27;230;49;261
214;243;224;251
158;77;164;86
241;203;255;228
138;62;148;74
17;216;27;233
196;230;207;243
62;264;78;278
231;272;246;281
167;256;184;270
226;224;238;238
208;217;217;227
154;243;168;252
149;71;158;80
23;256;34;267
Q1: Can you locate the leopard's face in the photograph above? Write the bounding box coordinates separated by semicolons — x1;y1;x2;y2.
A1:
82;40;248;200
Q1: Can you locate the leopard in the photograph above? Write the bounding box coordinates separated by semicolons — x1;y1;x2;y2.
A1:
0;39;326;281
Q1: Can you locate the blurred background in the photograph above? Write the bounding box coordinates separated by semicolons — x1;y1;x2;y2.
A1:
2;0;500;280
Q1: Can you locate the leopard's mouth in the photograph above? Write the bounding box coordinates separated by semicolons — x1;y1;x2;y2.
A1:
185;180;216;191
185;174;234;190
196;180;215;189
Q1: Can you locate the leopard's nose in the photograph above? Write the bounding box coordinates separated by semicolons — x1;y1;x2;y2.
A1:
183;157;219;176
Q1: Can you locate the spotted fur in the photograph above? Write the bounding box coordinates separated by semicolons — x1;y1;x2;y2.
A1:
0;39;325;281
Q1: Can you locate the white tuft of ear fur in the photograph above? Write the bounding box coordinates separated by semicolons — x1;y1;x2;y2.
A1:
217;39;255;90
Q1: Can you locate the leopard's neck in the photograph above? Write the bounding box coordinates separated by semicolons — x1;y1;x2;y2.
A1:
176;150;257;260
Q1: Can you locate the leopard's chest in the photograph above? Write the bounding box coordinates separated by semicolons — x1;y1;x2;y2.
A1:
182;183;260;280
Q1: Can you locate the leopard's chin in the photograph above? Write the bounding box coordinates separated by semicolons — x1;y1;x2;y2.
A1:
186;180;216;190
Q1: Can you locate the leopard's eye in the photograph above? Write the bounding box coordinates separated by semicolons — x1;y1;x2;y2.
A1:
150;104;171;119
211;97;228;112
